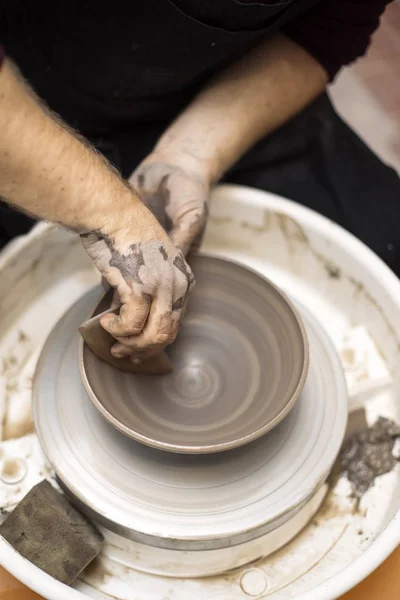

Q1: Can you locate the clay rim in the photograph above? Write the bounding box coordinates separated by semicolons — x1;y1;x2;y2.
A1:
78;252;310;454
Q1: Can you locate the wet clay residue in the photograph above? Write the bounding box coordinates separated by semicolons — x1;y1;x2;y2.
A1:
340;417;400;498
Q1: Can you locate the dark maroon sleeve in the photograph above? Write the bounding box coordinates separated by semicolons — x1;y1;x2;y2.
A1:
0;44;5;69
281;0;391;80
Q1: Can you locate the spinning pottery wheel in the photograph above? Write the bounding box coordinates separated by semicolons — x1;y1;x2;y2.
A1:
3;188;400;599
33;273;347;559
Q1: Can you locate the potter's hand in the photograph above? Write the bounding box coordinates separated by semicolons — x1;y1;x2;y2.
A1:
130;152;209;257
81;203;194;357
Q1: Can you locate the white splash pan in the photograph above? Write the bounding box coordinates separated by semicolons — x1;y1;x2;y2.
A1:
0;184;399;599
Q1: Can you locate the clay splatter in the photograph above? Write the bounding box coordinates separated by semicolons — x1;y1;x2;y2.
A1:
109;242;145;283
340;417;400;498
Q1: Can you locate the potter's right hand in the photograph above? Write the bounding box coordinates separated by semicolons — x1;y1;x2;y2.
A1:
81;199;194;358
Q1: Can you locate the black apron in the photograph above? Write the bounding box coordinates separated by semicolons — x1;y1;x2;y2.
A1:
1;0;400;275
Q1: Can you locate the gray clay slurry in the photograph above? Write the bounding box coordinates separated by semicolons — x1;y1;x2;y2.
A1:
340;417;400;498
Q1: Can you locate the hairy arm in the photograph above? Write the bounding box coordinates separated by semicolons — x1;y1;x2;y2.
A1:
0;58;143;238
0;58;193;353
131;34;328;254
154;34;328;183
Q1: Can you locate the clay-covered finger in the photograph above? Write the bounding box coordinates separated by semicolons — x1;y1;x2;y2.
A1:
121;296;179;352
109;287;121;311
110;290;177;356
131;314;179;350
100;294;150;337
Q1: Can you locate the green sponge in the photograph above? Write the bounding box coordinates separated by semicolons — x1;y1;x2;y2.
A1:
0;480;103;585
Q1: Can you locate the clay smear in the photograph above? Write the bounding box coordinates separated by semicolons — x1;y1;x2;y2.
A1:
340;417;400;498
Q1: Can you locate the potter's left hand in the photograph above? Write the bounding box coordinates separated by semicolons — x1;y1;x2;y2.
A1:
130;151;210;256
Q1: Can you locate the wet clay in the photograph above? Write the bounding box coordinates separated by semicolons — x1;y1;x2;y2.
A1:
340;417;400;498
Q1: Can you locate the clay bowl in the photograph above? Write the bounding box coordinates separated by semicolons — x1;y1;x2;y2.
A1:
79;255;309;454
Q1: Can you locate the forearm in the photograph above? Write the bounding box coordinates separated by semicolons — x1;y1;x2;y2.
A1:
0;59;140;236
156;34;328;182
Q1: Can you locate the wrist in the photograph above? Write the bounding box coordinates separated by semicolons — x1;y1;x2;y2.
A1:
97;185;170;247
80;175;139;237
154;137;218;185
